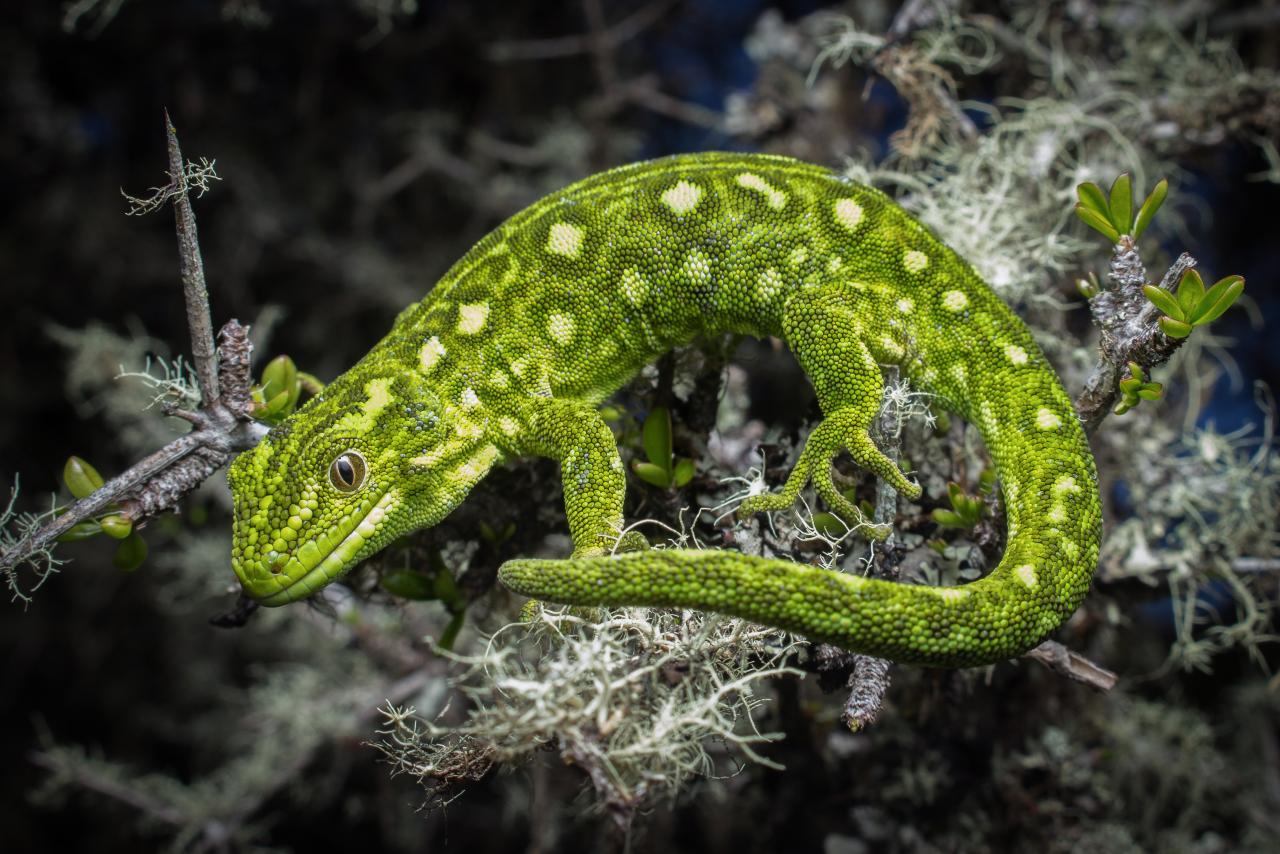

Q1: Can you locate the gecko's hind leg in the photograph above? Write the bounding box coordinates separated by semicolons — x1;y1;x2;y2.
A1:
738;288;921;536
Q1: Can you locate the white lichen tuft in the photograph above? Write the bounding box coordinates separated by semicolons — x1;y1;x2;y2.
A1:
372;606;800;815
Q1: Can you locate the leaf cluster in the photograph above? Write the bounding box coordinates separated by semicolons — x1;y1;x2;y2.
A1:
930;481;985;530
56;457;147;571
1075;173;1167;243
1142;269;1245;338
1113;362;1164;416
631;406;695;490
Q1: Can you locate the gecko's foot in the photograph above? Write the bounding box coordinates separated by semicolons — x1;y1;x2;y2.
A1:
736;412;919;539
570;529;649;559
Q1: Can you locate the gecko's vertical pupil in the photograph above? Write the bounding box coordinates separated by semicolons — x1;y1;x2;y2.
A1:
329;451;366;493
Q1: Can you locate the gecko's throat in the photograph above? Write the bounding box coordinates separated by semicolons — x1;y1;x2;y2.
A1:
233;488;396;606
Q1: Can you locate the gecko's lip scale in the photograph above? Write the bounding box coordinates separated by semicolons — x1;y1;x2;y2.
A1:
244;489;396;606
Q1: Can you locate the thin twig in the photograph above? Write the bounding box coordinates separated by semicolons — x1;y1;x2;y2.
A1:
166;110;220;406
1023;640;1118;691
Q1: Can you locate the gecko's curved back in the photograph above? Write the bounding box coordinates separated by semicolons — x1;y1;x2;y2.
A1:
498;153;1102;666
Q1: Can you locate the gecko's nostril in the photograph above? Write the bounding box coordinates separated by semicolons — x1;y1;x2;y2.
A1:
269;554;289;575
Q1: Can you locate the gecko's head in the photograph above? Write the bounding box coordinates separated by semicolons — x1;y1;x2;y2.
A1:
227;372;495;606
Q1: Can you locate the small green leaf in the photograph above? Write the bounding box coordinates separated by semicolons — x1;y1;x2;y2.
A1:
56;520;103;542
632;460;672;489
1074;204;1122;243
1142;285;1185;322
112;532;148;572
642;406;672;468
1075;181;1111;219
672;457;695;488
99;515;133;540
1159;316;1193;338
63;456;104;500
1137;387;1163;401
1189;275;1244;325
1113;400;1133;416
380;570;437;600
946;481;965;508
1176;269;1205;317
598;404;624;422
261;355;299;411
1076;277;1097;299
931;509;968;529
1108;172;1133;235
1132;178;1168;240
1118;377;1141;393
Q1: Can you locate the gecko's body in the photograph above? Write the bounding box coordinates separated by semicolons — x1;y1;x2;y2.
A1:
228;153;1101;666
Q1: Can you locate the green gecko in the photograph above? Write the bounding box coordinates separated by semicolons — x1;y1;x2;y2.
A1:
227;152;1101;667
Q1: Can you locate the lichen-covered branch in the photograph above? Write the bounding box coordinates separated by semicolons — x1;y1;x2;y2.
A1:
0;119;263;601
1076;242;1198;433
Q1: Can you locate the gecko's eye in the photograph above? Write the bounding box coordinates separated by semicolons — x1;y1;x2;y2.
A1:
328;450;367;493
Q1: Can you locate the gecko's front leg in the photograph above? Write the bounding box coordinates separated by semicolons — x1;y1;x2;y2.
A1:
514;398;644;557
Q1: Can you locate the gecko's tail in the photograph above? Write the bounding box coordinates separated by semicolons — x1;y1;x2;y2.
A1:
499;382;1101;668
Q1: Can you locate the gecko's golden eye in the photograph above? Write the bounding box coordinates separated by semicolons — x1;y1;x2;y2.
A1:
328;450;367;493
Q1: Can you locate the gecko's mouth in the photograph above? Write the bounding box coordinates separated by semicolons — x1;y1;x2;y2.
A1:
238;489;397;606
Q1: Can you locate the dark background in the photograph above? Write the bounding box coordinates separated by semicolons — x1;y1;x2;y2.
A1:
2;1;1277;851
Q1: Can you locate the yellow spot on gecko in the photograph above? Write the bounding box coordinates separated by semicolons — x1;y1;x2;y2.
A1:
896;298;914;313
331;377;393;434
1053;475;1081;496
759;268;783;298
736;173;786;209
660;180;701;215
904;250;930;273
547;223;583;257
939;588;970;604
1036;408;1063;430
457;303;489;335
548;312;575;345
1004;344;1028;365
684;250;711;285
419;336;445;371
621;268;647;305
460;388;480;409
455;445;499;482
490;370;510;389
1014;564;1038;587
942;290;968;311
834;198;863;230
499;416;519;436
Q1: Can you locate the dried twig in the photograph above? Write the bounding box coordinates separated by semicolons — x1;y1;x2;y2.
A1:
166;110;220;405
1023;640;1118;692
835;365;905;731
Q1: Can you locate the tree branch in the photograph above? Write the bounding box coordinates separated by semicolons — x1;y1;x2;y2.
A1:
1;117;264;593
1075;240;1197;433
